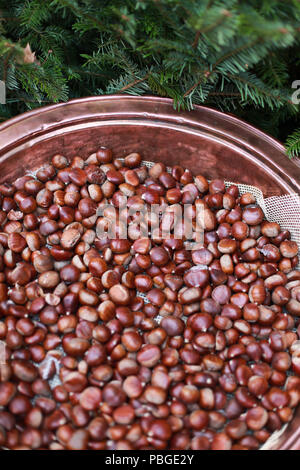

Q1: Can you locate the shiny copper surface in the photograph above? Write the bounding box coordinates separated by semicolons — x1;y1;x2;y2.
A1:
0;95;299;450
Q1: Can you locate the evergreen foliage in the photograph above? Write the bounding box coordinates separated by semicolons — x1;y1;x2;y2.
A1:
0;0;300;156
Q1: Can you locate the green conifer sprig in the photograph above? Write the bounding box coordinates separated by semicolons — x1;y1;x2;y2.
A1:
0;0;300;156
286;129;300;158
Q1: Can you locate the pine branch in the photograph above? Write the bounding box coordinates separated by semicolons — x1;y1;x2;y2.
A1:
224;71;289;109
1;0;300;154
120;74;149;92
183;78;203;98
256;55;289;88
192;8;232;48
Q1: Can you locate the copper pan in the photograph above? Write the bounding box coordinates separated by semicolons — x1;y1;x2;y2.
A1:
0;95;299;450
